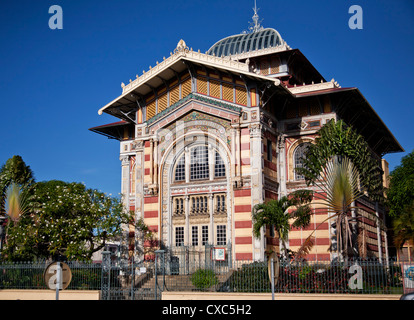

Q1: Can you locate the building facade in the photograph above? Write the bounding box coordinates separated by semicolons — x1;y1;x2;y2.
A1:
90;23;403;262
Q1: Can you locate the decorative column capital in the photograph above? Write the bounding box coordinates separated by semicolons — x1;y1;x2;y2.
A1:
120;155;129;166
249;123;262;138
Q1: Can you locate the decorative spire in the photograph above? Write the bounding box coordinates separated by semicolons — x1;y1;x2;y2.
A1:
249;0;263;33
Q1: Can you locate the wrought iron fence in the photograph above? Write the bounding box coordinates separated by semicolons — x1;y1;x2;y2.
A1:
0;257;411;298
154;257;407;295
0;261;102;290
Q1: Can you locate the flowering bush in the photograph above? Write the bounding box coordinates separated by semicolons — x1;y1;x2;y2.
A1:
2;180;130;261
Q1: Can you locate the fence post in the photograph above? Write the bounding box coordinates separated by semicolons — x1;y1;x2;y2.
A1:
56;262;61;301
101;250;111;300
270;257;275;300
155;250;165;300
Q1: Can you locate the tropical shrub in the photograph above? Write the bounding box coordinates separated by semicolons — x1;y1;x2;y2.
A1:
190;268;218;290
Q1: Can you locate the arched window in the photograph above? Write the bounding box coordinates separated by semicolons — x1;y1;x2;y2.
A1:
173;145;226;182
294;142;310;180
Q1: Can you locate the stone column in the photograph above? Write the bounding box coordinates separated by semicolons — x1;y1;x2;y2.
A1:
150;139;154;184
185;195;190;246
231;129;237;178
249;123;264;261
209;194;214;246
153;137;158;186
236;125;241;177
120;155;130;263
133;145;144;261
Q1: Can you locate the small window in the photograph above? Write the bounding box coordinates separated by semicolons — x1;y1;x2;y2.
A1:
202;226;209;246
175;227;184;247
192;226;198;246
217;225;226;246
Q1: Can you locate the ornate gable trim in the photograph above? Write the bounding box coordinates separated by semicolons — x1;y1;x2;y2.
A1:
146;93;242;127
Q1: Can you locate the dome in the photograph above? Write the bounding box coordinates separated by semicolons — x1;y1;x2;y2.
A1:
207;28;283;57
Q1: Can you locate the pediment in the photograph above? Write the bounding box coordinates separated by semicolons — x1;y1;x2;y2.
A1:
148;93;241;131
155;108;235;159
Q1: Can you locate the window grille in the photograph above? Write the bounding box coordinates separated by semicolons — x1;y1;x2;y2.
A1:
175;227;184;247
192;226;198;246
175;155;185;181
215;152;226;177
190;146;209;180
197;77;208;95
294;143;310;180
217;225;226;246
174;146;226;182
202;225;209;245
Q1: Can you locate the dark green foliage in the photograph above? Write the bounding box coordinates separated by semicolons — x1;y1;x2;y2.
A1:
229;262;270;292
386;150;414;218
2;180;129;261
296;119;384;202
252;190;313;256
385;150;414;249
190;268;218;290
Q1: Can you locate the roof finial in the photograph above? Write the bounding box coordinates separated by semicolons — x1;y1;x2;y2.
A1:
249;0;263;33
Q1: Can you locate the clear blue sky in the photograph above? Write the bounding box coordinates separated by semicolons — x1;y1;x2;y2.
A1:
1;0;413;197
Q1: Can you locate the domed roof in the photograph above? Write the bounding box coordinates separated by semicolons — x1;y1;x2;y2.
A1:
207;28;283;57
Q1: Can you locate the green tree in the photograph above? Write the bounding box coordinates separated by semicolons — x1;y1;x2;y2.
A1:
392;202;414;252
386;150;414;250
295;120;385;259
296;119;384;202
2;180;131;261
386;150;414;218
252;190;313;258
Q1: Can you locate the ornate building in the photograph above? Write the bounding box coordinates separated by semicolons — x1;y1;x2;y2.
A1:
90;14;403;262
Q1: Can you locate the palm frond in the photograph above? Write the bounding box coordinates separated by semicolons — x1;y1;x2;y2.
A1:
296;236;315;259
5;182;29;222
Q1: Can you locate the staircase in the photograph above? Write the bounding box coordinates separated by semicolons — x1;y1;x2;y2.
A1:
139;270;235;292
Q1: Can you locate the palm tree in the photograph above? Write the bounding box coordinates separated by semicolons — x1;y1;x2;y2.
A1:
252;190;313;258
5;182;30;222
0;155;34;218
296;119;384;202
294;120;386;260
0;156;34;254
296;156;364;259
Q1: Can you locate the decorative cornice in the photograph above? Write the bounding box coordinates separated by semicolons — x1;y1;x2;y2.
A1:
288;78;341;95
146;93;242;126
120;40;249;95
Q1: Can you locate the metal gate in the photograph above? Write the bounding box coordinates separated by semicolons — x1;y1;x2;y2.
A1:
100;251;160;300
